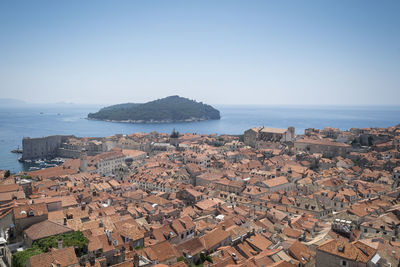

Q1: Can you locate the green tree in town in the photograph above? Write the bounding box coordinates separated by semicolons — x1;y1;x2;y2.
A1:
12;247;42;267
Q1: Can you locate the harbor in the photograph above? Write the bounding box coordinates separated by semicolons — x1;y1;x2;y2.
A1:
18;157;66;172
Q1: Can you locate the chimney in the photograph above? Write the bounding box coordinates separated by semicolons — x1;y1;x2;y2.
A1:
79;257;86;267
121;246;126;262
232;253;238;264
222;224;226;231
89;255;95;266
276;167;281;176
133;252;140;267
106;230;112;245
57;238;63;249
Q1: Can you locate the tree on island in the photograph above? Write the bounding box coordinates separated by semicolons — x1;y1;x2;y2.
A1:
4;170;10;178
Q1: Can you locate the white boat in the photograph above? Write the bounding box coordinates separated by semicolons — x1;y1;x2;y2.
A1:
45;164;57;168
52;157;66;163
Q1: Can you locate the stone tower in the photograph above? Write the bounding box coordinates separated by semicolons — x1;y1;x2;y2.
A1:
79;149;88;173
288;126;295;141
170;128;180;147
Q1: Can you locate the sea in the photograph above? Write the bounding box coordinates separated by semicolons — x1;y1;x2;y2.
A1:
0;104;399;173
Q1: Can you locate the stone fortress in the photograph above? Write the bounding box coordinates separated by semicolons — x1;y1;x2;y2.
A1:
21;135;106;161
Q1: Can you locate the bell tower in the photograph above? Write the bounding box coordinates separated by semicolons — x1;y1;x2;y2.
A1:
79;149;88;173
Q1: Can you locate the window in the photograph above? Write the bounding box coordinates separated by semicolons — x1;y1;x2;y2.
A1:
364;228;367;233
341;260;347;266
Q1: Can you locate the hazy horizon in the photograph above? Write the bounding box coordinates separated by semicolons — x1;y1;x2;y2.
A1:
1;0;399;105
2;97;400;108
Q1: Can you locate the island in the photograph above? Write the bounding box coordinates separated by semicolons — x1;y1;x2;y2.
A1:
87;95;221;123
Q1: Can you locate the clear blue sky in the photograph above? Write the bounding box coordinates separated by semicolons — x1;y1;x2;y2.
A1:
0;0;399;105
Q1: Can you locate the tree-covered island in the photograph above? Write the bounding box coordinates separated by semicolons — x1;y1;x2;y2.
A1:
87;95;221;123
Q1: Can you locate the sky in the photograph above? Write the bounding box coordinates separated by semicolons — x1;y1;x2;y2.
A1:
0;0;399;106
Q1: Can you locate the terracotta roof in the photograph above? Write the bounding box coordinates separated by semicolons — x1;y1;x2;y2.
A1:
14;203;48;219
24;220;73;241
246;233;272;251
29;247;78;267
282;227;302;239
288;240;315;264
296;138;350;147
119;223;144;241
184;188;204;198
148;241;179;262
0;191;25;202
122;149;146;158
195;199;222;211
199;228;231;250
175;237;205;256
28;159;80;178
317;239;377;263
0;184;21;193
260;127;288;134
263;177;289;188
34;196;78;208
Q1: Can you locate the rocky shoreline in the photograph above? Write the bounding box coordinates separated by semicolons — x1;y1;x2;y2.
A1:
86;117;216;124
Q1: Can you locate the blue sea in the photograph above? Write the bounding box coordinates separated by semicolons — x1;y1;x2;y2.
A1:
0;105;399;173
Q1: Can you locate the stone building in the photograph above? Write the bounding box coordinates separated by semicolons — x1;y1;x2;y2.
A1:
294;139;351;157
244;126;295;148
214;179;245;194
58;138;106;158
88;149;125;176
316;239;379;267
392;167;400;189
23;220;73;247
13;203;48;236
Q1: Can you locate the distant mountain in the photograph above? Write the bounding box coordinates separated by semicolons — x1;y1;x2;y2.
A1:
87;95;220;123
